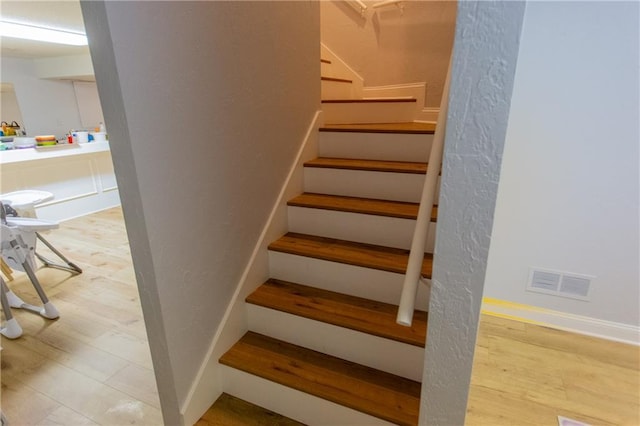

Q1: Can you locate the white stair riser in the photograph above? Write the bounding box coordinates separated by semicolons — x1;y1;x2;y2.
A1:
322;101;417;124
288;206;436;253
248;305;425;381
268;251;431;311
221;366;393;426
321;80;356;100
304;167;441;203
319;131;433;162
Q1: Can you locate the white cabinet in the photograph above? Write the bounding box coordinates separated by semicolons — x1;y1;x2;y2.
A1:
0;142;120;222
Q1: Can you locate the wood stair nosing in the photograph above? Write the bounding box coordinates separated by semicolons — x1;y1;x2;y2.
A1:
268;232;433;278
321;76;353;84
319;122;436;134
219;332;421;426
321;98;417;104
247;278;427;347
196;393;306;426
304;157;428;175
288;192;438;222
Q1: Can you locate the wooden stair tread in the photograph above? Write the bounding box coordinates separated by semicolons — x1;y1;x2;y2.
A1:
305;157;427;174
288;192;437;222
321;76;353;84
196;393;305;426
268;232;432;278
220;332;421;426
248;279;427;347
320;122;436;134
322;98;417;104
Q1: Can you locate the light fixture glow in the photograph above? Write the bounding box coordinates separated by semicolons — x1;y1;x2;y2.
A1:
0;20;87;46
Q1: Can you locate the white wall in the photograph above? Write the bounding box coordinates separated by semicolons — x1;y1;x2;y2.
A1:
485;2;639;328
0;57;84;138
81;1;320;424
0;84;24;126
73;81;104;129
320;0;456;107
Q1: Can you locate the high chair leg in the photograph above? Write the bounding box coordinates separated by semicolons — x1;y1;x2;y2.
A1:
7;239;59;320
35;232;82;275
0;278;23;339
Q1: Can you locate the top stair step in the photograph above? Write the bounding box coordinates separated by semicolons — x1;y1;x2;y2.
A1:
268;232;433;278
220;332;421;426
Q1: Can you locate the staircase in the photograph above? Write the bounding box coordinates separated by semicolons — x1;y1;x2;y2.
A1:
319;50;421;125
197;57;437;425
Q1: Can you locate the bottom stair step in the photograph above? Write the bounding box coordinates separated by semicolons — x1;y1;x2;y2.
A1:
196;392;305;426
220;332;421;426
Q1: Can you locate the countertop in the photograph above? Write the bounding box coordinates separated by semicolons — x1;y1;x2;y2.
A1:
0;141;111;165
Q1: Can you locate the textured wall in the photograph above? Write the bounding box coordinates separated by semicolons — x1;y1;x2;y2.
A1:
420;2;525;424
484;2;640;326
81;1;320;424
321;0;456;107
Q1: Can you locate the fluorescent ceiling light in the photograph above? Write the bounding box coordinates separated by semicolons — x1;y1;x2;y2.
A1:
0;20;87;46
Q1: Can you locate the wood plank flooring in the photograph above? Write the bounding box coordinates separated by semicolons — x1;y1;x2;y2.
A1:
2;208;638;425
466;315;640;425
0;207;162;425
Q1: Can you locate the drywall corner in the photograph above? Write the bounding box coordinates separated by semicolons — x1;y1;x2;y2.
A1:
420;2;526;424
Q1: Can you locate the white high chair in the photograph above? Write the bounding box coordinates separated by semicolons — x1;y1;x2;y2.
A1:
0;201;61;339
0;190;82;275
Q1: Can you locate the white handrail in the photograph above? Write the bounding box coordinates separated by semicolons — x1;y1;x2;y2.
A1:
396;57;452;326
372;0;404;12
346;0;368;17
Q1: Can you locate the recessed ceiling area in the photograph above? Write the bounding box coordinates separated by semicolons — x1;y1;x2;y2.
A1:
1;0;89;59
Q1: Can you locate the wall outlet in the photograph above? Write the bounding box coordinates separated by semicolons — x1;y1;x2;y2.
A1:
527;268;593;301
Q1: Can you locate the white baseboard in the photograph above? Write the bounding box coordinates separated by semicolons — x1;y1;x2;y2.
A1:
482;297;640;346
180;111;322;425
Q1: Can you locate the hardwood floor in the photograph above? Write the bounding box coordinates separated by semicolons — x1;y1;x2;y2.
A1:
2;208;638;425
0;208;162;425
467;315;640;425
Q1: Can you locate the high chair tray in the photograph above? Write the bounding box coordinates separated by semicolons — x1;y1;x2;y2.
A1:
5;217;59;231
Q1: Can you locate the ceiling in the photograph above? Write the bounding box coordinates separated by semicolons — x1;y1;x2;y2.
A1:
1;0;89;59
